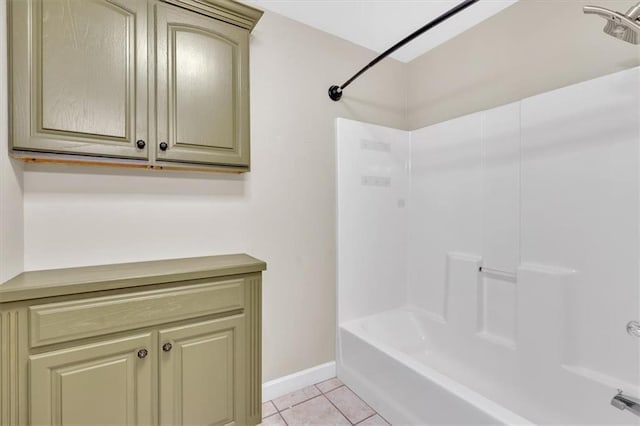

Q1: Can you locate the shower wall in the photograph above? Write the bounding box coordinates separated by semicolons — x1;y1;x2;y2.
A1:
408;101;521;336
337;66;640;424
336;119;410;324
408;66;640;423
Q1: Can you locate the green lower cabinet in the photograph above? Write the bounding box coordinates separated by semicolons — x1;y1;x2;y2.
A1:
28;311;255;426
0;255;264;426
159;316;246;426
29;334;154;426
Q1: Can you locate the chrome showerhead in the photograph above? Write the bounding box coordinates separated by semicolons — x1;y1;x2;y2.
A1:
584;2;640;45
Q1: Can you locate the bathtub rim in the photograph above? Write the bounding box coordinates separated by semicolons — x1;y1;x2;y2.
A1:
338;312;534;425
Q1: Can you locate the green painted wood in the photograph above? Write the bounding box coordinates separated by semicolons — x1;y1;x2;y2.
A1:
246;276;262;424
29;333;154;425
0;254;266;303
159;315;246;425
10;0;149;159
160;0;263;31
0;309;28;426
2;263;263;426
9;0;262;171
29;278;245;347
155;1;251;167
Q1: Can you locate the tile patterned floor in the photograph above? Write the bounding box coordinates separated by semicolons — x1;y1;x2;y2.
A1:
261;378;391;426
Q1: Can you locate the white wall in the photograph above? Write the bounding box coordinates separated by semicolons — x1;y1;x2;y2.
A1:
336;118;410;325
407;0;640;129
0;0;23;283
18;11;407;382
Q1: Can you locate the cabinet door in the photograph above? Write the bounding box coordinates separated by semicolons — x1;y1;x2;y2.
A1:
159;315;246;426
155;2;250;167
10;0;148;159
29;333;153;426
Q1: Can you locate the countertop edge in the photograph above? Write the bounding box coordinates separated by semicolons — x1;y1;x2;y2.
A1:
0;254;267;304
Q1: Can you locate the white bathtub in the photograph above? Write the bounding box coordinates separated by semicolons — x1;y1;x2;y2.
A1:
338;309;533;425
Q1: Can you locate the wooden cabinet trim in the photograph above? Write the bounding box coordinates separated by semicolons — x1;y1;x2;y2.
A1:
160;0;263;31
0;253;266;303
29;278;245;348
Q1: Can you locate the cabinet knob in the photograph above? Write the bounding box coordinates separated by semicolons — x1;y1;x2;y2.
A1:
159;142;168;151
136;139;146;149
162;342;173;352
137;348;149;359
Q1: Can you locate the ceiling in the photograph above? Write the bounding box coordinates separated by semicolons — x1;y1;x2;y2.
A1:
241;0;519;63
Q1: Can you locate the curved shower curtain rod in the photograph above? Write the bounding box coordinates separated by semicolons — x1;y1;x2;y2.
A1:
328;0;480;101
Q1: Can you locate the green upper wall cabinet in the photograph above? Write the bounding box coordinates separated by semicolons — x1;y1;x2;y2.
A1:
155;2;250;166
8;0;262;172
10;0;149;160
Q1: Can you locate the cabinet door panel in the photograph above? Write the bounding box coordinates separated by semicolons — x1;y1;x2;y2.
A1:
29;333;153;426
10;0;148;159
155;2;250;167
175;30;234;149
160;315;246;426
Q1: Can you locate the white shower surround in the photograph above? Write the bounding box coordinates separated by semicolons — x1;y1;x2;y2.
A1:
340;309;532;425
336;67;640;425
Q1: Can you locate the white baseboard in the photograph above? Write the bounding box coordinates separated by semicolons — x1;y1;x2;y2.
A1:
262;361;336;402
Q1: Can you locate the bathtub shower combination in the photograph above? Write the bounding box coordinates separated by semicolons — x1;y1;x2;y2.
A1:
336;67;640;425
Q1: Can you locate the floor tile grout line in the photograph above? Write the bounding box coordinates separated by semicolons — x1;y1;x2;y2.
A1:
316;380;343;395
272;387;323;413
354;411;392;426
276;393;354;426
269;378;342;414
354;412;377;425
328;384;387;426
280;411;290;426
323;387;359;425
265;379;387;426
378;412;392;425
263;411;289;426
264;400;278;416
342;382;389;423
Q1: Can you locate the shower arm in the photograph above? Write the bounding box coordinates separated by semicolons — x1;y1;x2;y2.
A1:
583;3;640;22
626;3;640;20
328;0;480;101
